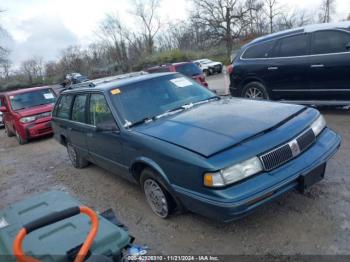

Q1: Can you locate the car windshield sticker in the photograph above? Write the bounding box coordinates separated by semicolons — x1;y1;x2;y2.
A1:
9;96;14;99
170;77;192;88
44;93;54;99
111;88;121;95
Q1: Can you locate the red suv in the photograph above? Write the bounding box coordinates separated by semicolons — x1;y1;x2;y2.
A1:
0;86;56;144
146;62;209;88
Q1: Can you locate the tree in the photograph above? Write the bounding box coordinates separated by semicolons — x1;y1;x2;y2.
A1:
132;0;161;54
263;0;282;33
21;57;44;84
319;0;336;23
191;0;252;58
276;9;312;31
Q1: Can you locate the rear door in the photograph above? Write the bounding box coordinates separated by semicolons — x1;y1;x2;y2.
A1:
308;29;350;100
268;33;312;100
68;94;89;159
85;93;128;177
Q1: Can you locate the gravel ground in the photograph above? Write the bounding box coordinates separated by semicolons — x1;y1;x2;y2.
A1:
0;74;350;255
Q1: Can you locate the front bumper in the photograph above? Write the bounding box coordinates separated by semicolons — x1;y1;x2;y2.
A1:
19;118;53;140
173;128;341;222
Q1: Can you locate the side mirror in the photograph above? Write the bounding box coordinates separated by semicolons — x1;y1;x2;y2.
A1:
96;121;119;132
0;106;7;112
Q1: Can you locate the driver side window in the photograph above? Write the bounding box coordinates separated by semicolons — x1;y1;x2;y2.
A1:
89;94;117;128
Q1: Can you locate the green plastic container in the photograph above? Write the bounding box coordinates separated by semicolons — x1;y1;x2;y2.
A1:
0;191;130;261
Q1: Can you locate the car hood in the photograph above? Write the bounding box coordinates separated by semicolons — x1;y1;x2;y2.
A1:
16;103;53;117
135;99;306;157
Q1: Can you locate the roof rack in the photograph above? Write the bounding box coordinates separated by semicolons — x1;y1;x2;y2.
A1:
67;71;148;90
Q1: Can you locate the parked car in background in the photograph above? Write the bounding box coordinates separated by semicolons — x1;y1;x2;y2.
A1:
0;96;3;127
0;111;3;127
193;59;223;76
146;62;208;88
0;86;56;144
52;72;340;222
229;21;350;105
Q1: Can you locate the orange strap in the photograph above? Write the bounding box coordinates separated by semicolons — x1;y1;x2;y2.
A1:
13;206;99;262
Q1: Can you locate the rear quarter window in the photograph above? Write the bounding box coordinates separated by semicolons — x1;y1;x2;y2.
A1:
147;67;171;73
242;40;277;59
175;63;202;76
55;95;73;119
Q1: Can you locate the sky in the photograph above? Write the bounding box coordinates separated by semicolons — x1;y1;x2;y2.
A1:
0;0;349;67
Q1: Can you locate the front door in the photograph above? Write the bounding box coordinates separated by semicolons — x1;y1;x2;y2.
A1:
308;29;350;100
268;33;312;100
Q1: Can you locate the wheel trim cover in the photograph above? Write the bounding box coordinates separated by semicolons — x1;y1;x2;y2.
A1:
144;179;169;218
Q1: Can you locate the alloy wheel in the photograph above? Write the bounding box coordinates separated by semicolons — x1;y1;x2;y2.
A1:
244;87;264;99
144;179;169;218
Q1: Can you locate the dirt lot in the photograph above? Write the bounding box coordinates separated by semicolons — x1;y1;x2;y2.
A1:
1;75;350;255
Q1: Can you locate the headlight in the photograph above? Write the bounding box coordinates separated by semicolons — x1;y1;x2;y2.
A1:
20;116;36;123
311;115;326;136
204;157;263;187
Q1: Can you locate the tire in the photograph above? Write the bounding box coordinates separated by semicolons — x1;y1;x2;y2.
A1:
15;129;28;145
242;81;269;100
140;168;176;218
203;69;210;77
5;123;15;137
67;142;89;168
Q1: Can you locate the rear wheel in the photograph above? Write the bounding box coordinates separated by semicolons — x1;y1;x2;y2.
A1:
242;82;269;100
15;129;28;145
141;168;176;218
67;142;89;168
5;123;15;137
203;69;210;77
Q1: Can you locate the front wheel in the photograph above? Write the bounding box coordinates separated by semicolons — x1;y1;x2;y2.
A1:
242;82;269;100
67;142;89;168
141;168;175;218
15;130;28;145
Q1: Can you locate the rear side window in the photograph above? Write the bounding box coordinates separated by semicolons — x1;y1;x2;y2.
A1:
311;30;350;54
56;95;73;119
278;34;309;57
175;63;202;76
71;95;87;123
89;94;115;127
242;40;277;59
147;67;171;73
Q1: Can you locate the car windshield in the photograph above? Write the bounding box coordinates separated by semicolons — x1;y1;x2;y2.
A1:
175;63;202;76
10;88;56;111
109;74;216;126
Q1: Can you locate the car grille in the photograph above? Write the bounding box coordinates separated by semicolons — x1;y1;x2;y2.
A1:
260;129;316;171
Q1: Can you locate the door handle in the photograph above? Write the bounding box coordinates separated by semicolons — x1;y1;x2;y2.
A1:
310;64;324;68
67;127;72;131
267;66;278;70
87;133;93;137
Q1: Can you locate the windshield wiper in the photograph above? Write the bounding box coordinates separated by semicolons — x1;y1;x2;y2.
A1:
124;116;155;128
156;103;195;119
193;96;220;106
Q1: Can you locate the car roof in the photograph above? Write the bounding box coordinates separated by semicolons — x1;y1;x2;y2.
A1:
61;72;177;94
248;21;350;46
3;85;54;96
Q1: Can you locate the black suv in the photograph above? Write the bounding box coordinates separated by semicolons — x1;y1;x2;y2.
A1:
229;22;350;105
